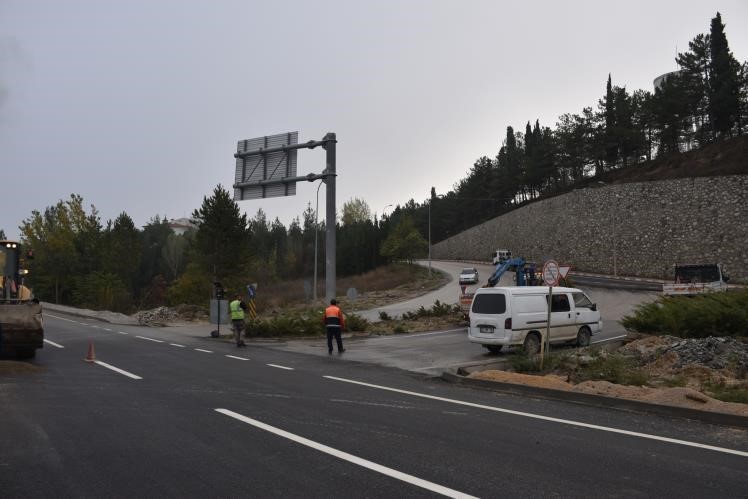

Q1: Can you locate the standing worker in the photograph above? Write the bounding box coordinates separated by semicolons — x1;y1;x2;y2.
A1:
229;294;247;348
322;299;346;355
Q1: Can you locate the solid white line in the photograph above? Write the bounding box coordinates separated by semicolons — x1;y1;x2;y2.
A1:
226;355;249;361
118;331;129;335
170;343;186;348
591;334;627;345
93;360;142;380
135;335;164;343
323;376;748;458
43;339;64;349
267;363;294;370
195;348;213;353
215;409;477;498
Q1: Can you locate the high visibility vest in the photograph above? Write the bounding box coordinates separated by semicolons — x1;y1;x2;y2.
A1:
230;299;245;320
324;305;345;329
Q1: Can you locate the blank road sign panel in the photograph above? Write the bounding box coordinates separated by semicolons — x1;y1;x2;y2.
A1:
234;131;298;200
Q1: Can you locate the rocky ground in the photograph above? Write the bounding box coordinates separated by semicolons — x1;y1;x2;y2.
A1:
470;334;748;417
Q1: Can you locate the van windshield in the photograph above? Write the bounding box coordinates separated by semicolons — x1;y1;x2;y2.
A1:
472;294;506;314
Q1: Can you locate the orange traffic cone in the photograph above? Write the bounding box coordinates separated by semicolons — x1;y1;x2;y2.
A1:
85;340;96;362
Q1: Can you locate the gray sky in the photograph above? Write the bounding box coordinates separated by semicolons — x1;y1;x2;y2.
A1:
1;1;747;240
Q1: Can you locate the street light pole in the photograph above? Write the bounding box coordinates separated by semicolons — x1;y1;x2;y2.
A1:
313;180;323;302
428;197;432;275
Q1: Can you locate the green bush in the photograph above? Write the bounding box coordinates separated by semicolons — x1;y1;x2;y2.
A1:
402;300;461;320
509;351;571;374
621;290;748;338
379;311;392;321
345;313;369;332
247;309;325;337
703;382;748;404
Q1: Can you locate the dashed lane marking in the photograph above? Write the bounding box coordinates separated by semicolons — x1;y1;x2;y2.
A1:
323;376;748;458
103;328;113;332
117;331;128;335
267;364;294;370
135;335;164;343
93;360;142;380
215;409;477;499
43;339;64;348
226;355;249;361
195;348;213;353
170;343;186;348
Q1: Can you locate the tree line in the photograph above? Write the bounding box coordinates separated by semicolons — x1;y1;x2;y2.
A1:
396;12;747;244
16;188;426;312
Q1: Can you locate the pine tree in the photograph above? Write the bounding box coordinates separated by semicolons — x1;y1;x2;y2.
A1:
677;33;712;145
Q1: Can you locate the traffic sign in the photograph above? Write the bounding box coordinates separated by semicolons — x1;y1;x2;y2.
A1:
542;260;560;287
559;265;571;279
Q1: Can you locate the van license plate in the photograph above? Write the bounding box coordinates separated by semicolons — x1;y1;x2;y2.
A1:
480;326;493;334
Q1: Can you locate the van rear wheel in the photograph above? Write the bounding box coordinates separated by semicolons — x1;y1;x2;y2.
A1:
523;333;541;354
485;345;503;354
576;326;591;347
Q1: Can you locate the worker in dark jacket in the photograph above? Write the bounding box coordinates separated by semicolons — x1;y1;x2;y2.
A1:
322;299;346;354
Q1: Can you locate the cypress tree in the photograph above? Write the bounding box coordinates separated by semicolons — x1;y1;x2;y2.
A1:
708;12;741;138
604;74;618;170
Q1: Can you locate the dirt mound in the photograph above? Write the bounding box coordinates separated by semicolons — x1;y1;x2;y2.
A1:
134;305;209;326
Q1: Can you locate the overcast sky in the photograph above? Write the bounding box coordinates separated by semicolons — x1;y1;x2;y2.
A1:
1;1;746;240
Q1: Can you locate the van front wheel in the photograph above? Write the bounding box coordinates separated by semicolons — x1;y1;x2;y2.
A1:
577;326;591;347
523;333;541;354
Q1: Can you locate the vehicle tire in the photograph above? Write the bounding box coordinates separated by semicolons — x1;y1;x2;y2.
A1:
523;333;541;354
576;326;591;347
485;345;503;354
16;348;36;360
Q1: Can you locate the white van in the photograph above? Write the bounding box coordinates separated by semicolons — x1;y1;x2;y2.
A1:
468;286;602;354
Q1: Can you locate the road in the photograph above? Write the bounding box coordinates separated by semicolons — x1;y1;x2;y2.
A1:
1;313;747;498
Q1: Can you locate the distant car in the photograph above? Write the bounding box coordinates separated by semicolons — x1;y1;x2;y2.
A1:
459;267;479;285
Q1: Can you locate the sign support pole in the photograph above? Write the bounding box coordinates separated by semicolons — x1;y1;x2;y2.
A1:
323;133;337;303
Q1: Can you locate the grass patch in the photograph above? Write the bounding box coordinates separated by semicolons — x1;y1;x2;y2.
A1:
571;354;649;386
509;351;572;374
703;382;748;404
621;289;748;338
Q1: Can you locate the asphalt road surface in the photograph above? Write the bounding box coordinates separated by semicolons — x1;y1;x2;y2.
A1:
1;313;747;498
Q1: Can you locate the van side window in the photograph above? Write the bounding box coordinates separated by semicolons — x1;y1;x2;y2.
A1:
472;294;506;314
572;292;593;309
550;294;570;312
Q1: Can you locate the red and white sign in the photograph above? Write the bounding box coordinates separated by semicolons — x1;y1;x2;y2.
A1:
542;260;560;287
559;265;572;279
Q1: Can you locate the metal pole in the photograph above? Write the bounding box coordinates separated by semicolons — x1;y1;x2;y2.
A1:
324;133;337;302
313;180;323;302
428;198;432;275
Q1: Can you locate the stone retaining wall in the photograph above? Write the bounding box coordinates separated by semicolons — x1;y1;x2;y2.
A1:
432;175;748;283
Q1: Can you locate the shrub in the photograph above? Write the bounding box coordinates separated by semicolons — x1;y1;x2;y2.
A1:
621;290;748;338
247;309;324;337
572;354;649;386
703;382;748;404
402;300;461;320
345;313;369;332
393;325;408;334
379;311;392;321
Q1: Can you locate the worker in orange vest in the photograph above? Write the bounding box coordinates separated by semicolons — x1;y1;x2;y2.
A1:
322;299;346;355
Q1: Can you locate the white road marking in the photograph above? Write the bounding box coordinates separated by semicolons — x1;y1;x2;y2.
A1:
215;409;477;498
195;348;213;353
44;313;77;323
118;331;129;335
380;328;465;340
135;335;164;343
170;343;186;348
90;325;101;329
267;363;294;370
103;328;113;332
226;355;249;361
323;376;748;458
591;334;627;345
93;360;142;380
80;323;89;326
43;339;64;349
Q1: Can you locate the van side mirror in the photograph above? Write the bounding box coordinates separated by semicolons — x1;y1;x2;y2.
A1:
591;303;597;311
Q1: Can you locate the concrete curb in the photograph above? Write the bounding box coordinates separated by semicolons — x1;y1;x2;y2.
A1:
41;302;139;325
441;371;748;429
